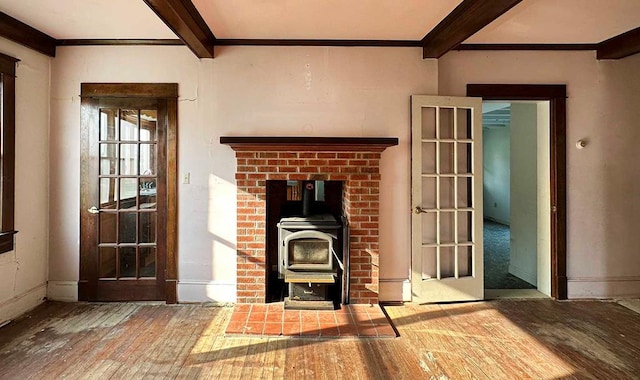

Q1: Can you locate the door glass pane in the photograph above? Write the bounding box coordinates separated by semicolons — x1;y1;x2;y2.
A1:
139;213;156;243
439;108;454;140
120;144;138;175
440;177;455;209
119;213;137;243
140;143;156;175
457;142;472;174
140;110;157;141
139;179;157;208
421;107;436;139
99;178;117;209
99;247;116;278
119;247;137;278
100;109;118;141
440;247;455;278
99;212;117;243
100;143;118;175
139;247;156;277
439;143;454;174
421;143;436;174
457;177;472;208
421;177;436;209
457;211;473;243
120;110;139;141
440;211;455;244
421;212;436;244
120;178;138;209
421;247;437;280
456;108;472;140
458;246;472;277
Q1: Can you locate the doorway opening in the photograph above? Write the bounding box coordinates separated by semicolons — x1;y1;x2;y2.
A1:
468;84;567;300
482;101;550;297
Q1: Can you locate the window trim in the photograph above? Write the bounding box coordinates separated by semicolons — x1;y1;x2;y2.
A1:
0;52;19;254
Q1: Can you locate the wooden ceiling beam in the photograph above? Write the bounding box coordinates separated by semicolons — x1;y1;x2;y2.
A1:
143;0;216;58
421;0;522;59
0;12;56;57
597;27;640;60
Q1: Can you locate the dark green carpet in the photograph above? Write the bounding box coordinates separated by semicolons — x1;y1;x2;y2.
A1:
484;220;536;289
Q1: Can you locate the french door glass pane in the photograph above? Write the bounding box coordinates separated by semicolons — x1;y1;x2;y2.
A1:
439;142;454;174
99;247;117;278
120;178;138;209
120;110;139;141
140;143;156;175
439;108;454;139
120;144;138;175
139;212;156;243
100;143;117;175
100;109;118;141
440;247;455;278
99;178;117;208
119;212;137;243
421;107;436;139
119;247;137;278
456;108;472;139
140;110;157;141
99;212;117;243
421;247;437;280
139;247;156;277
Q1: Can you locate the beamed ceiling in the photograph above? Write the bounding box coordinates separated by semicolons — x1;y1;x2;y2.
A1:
0;0;638;60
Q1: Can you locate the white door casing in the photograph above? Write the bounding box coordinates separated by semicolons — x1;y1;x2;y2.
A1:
411;95;483;303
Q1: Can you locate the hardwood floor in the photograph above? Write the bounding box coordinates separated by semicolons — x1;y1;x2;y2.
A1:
1;300;638;379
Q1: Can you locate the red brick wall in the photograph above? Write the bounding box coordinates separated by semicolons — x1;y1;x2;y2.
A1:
234;151;382;304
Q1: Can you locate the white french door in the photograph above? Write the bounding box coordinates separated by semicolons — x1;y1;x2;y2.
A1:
411;95;483;303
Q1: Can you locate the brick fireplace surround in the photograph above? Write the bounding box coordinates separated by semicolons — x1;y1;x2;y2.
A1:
222;137;398;304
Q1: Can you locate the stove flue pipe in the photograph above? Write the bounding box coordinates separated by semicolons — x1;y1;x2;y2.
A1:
301;180;315;216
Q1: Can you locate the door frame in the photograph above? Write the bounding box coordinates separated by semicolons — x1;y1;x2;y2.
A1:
467;84;567;300
79;83;179;303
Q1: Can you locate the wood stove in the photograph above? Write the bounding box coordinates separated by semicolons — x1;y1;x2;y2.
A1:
277;214;342;309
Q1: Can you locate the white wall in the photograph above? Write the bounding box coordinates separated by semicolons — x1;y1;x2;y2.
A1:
439;50;640;298
0;38;50;323
482;126;510;225
48;45;437;302
509;103;538;286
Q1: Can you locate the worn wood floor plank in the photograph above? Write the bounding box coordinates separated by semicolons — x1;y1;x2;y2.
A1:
2;300;640;379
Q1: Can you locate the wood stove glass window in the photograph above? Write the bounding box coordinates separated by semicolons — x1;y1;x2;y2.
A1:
289;238;330;268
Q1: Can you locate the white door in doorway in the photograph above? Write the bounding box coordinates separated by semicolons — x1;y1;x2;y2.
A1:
411;95;483;303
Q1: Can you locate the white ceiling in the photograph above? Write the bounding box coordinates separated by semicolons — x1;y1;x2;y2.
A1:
0;0;175;39
0;0;638;43
191;0;462;40
467;0;640;44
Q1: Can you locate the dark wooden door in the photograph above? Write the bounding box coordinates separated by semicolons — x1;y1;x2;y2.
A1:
80;96;169;301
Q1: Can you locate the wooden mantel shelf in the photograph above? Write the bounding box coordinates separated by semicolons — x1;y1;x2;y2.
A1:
220;136;399;152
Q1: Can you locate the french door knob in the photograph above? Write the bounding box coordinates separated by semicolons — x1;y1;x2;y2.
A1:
87;206;100;214
414;206;427;214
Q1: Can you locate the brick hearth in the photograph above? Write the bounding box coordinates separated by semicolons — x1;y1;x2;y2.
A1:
223;137;397;304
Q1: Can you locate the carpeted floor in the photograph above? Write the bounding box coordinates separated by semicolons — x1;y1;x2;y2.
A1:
484;220;536;289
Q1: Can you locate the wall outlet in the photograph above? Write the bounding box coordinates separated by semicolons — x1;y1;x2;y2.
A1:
182;172;190;184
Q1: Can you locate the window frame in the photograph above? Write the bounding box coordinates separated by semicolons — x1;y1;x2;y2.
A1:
0;52;18;254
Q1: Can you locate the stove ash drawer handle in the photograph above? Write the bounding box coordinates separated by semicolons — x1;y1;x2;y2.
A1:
414;206;428;214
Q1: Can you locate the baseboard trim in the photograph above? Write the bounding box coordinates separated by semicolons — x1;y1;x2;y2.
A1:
568;276;640;298
0;283;47;324
47;281;79;302
177;281;237;303
379;278;411;302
